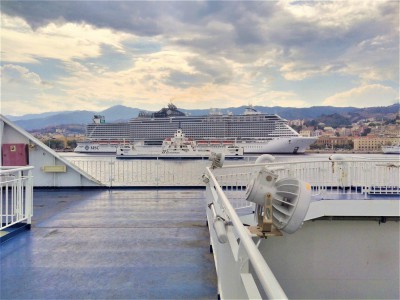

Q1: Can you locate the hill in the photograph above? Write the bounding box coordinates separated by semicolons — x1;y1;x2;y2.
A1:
6;103;399;131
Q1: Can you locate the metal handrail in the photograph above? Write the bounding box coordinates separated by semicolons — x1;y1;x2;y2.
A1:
0;166;35;174
212;157;400;170
214;158;400;197
1;166;34;230
206;166;288;299
205;157;399;298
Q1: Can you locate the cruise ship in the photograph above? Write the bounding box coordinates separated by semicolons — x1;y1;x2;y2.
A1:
78;104;317;154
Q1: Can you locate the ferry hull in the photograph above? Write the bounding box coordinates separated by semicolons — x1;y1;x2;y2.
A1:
258;219;399;299
208;209;399;299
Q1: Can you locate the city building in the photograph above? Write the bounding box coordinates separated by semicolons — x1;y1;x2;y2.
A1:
314;136;353;149
353;136;400;152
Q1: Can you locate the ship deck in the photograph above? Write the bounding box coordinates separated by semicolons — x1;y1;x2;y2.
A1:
1;188;217;299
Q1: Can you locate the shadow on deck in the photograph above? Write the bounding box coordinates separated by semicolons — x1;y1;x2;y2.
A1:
1;188;217;299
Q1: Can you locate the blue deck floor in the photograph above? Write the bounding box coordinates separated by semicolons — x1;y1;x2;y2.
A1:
1;188;217;299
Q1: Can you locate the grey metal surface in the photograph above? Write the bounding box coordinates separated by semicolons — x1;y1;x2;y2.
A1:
1;189;217;299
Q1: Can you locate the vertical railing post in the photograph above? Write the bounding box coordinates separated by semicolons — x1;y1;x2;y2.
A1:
0;179;2;228
156;157;159;188
26;169;33;225
109;158;114;188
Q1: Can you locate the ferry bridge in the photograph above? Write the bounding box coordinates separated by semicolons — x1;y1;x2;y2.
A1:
1;115;399;299
2;155;399;299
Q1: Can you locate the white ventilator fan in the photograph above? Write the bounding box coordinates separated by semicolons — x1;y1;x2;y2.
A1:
245;166;311;234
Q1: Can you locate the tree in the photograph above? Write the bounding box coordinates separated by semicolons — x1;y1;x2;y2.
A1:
361;128;371;136
67;140;77;149
290;125;302;133
44;139;64;149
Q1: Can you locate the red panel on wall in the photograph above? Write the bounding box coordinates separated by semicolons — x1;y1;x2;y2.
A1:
1;144;29;166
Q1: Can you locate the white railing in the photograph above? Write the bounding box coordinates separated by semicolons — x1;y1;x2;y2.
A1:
69;158;212;187
204;157;399;299
205;166;287;299
67;156;400;191
212;158;400;202
1;166;34;230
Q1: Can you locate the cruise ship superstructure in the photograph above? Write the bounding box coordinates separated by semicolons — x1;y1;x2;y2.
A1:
78;104;316;154
75;114;131;153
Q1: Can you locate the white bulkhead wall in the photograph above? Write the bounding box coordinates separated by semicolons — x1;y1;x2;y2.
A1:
1;116;101;187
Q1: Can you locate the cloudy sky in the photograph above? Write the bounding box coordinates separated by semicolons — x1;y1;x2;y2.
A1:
1;1;399;116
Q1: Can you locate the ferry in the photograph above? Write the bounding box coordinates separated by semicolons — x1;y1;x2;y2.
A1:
116;129;244;159
382;144;400;154
82;104;317;154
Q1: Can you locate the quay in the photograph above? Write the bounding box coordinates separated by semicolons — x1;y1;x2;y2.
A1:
1;188;217;299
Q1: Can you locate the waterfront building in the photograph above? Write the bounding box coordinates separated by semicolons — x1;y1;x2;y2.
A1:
299;129;312;137
288;119;304;126
314;136;354;149
353;136;400;151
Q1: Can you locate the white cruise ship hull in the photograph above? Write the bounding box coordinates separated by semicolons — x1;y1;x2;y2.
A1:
197;137;316;154
236;137;316;154
75;137;316;154
74;142;118;153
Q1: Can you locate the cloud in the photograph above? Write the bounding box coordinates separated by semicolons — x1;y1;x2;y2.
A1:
1;64;50;87
2;1;397;76
1;1;166;36
164;71;209;88
1;1;398;115
1;14;132;63
187;57;234;84
279;62;348;81
274;1;399;82
323;84;399;107
1;64;57;115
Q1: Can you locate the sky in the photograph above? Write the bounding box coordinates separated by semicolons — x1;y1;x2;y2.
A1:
1;0;399;116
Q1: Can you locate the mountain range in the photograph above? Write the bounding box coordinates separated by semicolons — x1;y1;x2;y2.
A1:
4;103;399;131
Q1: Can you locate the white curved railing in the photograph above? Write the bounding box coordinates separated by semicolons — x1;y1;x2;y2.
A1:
204;156;399;299
205;166;288;299
211;158;400;209
68;157;212;187
1;166;34;230
67;155;400;191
